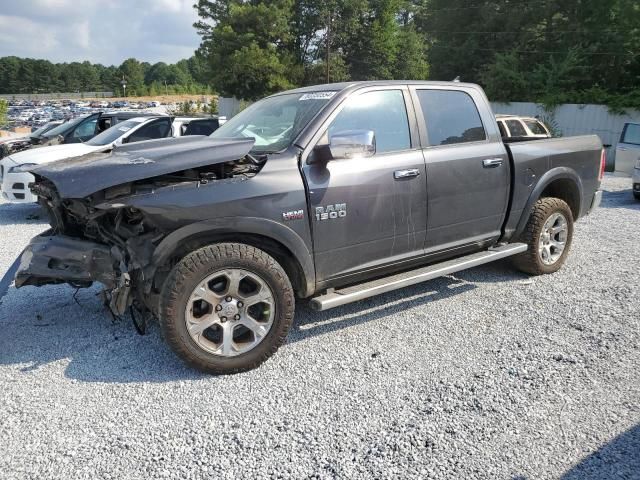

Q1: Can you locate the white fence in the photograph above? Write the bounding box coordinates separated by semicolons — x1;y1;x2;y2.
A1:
491;101;640;171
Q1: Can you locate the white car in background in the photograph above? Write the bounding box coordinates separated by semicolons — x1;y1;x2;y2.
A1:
623;124;640;200
0;116;175;203
496;115;552;140
615;122;640;176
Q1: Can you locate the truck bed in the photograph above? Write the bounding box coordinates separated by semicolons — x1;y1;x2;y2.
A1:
502;134;603;241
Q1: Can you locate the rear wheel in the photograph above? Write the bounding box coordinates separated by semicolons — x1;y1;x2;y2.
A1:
512;197;574;275
159;243;295;374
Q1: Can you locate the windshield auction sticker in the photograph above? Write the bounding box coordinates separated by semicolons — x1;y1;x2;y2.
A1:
299;92;336;101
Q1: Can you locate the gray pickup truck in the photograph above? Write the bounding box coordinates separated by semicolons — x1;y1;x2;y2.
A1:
8;81;604;374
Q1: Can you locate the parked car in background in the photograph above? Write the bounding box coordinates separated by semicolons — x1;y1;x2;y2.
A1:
615;123;640;179
496;115;552;140
29;111;160;147
0;121;63;159
0;115;214;203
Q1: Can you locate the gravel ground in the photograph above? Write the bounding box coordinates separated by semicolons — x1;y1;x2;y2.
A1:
0;175;638;480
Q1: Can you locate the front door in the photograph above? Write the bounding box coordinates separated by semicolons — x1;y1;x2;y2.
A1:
302;88;427;284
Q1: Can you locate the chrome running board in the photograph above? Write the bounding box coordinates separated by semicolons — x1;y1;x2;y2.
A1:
309;243;528;311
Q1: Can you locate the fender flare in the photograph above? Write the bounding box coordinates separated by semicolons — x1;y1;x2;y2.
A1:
513;167;583;239
149;216;316;296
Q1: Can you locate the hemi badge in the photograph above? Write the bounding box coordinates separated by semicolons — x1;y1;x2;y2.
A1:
282;210;304;221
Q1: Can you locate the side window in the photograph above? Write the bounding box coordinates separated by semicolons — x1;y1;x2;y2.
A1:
416;90;486;146
127;119;172;143
97;117;112;133
328;90;411;154
72;118;98;140
621;124;640;145
524;120;547;135
184;119;219;136
505;120;527;137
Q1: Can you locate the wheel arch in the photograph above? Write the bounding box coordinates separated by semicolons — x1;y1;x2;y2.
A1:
514;167;583;239
149;217;316;298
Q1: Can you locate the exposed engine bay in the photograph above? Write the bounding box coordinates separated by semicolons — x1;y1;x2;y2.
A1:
14;137;264;318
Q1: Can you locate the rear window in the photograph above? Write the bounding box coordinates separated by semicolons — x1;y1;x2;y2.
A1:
416;90;486;146
506;120;527;137
622;123;640;145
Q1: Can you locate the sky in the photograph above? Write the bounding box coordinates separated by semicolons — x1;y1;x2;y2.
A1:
0;0;202;66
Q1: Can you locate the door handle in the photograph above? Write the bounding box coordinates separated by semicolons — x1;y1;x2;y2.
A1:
482;158;504;168
393;168;420;179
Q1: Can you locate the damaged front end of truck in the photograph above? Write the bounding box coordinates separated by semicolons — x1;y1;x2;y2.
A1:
12;136;261;317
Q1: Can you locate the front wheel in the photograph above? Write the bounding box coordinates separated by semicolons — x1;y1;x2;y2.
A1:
159;243;295;374
512;197;574;275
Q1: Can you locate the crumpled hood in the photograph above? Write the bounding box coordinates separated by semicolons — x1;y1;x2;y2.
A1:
8;143;103;166
30;136;256;199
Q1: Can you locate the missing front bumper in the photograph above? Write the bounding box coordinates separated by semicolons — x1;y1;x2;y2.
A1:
15;234;118;289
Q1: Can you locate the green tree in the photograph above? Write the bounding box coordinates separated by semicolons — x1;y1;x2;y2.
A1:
118;58;145;96
393;24;429;79
0;57;22;93
416;0;640;108
195;0;298;99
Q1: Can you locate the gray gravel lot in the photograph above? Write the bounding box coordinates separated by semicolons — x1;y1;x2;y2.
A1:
0;176;638;480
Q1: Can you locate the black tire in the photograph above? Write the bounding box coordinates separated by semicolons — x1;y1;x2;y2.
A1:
159;243;295;374
512;197;574;276
634;191;640;201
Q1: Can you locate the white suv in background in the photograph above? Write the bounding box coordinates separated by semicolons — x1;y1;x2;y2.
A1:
496;115;552;140
1;116;223;204
1;116;182;203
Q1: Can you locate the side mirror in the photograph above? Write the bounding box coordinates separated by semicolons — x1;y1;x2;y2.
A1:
121;136;130;144
311;129;376;164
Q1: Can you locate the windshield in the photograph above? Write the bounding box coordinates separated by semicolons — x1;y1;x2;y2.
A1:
85;119;147;146
30;122;60;137
209;92;336;153
42;115;88;138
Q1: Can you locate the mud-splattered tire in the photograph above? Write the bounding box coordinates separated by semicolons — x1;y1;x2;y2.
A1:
159;243;295;374
512;197;574;276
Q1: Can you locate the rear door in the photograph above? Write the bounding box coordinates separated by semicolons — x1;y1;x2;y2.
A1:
302;87;427;283
411;87;510;253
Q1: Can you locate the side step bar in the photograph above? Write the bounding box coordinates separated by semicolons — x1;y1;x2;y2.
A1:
309;243;528;311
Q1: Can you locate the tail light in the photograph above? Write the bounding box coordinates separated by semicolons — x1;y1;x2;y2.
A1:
599;148;606;181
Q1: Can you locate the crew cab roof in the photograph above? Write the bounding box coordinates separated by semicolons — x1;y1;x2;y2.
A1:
274;80;482;96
